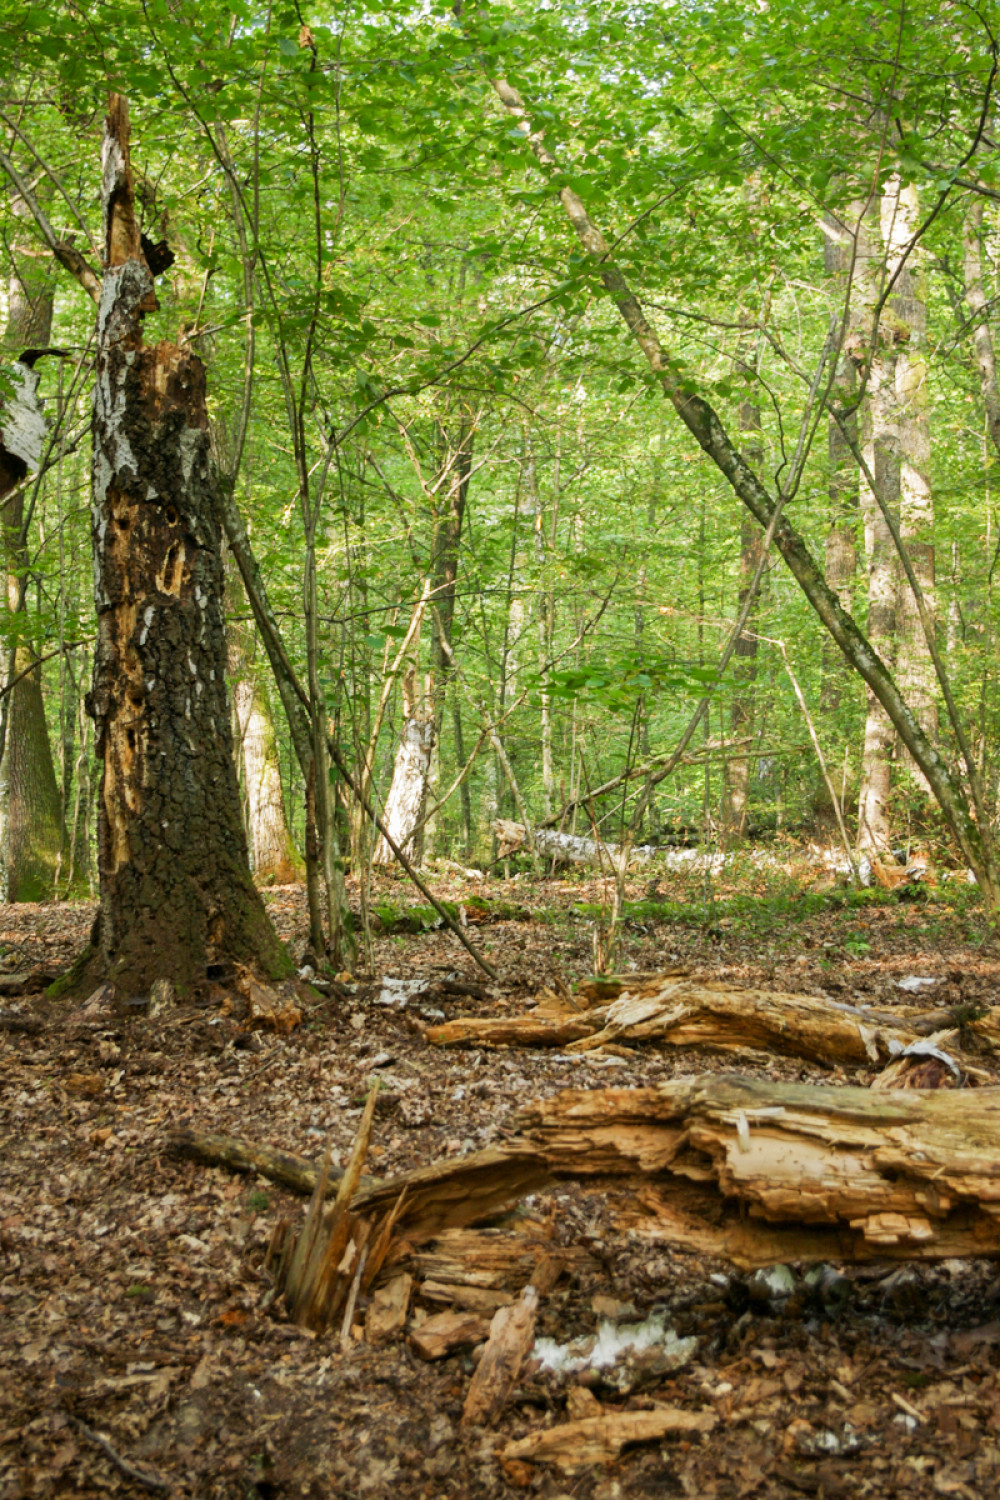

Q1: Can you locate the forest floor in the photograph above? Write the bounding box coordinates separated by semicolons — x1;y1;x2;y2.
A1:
3;853;1000;1499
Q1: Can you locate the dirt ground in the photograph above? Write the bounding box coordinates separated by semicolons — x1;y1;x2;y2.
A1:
3;861;1000;1499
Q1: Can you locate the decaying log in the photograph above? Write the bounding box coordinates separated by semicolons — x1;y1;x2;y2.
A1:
461;1285;539;1426
501;1407;717;1471
170;1123;550;1250
427;971;1000;1074
167;1126;381;1196
494;819;657;869
519;1073;1000;1267
352;1145;551;1244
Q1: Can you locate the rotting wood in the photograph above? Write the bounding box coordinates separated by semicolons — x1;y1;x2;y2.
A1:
519;1073;1000;1267
409;1308;491;1361
167;1126;382;1196
461;1285;539;1426
182;1073;1000;1301
365;1273;412;1344
168;1125;549;1246
421;1280;514;1313
501;1407;717;1471
426;970;1000;1073
276;1086;380;1331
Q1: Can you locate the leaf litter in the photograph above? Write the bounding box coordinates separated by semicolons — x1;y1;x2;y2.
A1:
2;868;1000;1498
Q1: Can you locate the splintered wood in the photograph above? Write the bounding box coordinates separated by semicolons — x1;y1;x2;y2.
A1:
518;1072;1000;1267
426;970;998;1076
266;1087;393;1332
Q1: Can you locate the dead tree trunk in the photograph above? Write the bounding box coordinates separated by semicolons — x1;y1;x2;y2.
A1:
77;96;288;997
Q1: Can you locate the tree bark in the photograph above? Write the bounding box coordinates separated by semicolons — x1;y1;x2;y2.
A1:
721;401;763;839
885;178;937;776
227;601;302;885
0;207;65;900
83;96;288;996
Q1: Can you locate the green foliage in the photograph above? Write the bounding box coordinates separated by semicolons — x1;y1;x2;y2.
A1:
0;0;998;873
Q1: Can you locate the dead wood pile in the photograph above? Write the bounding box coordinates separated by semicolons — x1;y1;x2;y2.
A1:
425;970;999;1080
517;1071;1000;1267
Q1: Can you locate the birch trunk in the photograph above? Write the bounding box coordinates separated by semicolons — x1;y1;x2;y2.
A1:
82;96;288;996
855;204;899;854
226;583;301;884
885;178;937;776
0;209;64;900
232;663;302;884
373;706;435;865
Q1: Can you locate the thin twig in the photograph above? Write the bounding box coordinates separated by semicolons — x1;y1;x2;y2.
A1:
66;1414;172;1494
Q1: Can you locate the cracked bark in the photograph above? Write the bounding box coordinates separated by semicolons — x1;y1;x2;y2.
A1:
77;96;288;996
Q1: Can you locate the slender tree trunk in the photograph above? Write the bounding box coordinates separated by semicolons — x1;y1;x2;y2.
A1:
721;401;763;840
814;224;860;831
963;200;1000;461
230;624;303;884
82;96;288;996
885;178;937;772
0;206;64;900
430;411;474;857
854;204;899;855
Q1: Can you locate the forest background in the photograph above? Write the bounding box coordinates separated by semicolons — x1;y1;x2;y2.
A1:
2;0;1000;970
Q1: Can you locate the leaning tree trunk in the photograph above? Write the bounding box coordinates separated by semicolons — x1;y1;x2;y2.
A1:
0;207;64;900
78;95;288;997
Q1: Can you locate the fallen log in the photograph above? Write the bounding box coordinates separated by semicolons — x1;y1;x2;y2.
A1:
426;972;993;1073
518;1072;1000;1267
494;819;657;869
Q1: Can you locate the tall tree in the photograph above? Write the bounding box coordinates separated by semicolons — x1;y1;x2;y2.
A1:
76;95;287;996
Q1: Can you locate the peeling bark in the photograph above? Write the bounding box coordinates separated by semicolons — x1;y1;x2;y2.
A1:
83;96;288;996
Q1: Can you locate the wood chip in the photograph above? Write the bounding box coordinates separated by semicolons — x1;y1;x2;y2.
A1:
409;1309;491;1361
365;1273;412;1344
461;1286;538;1426
501;1407;717;1470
